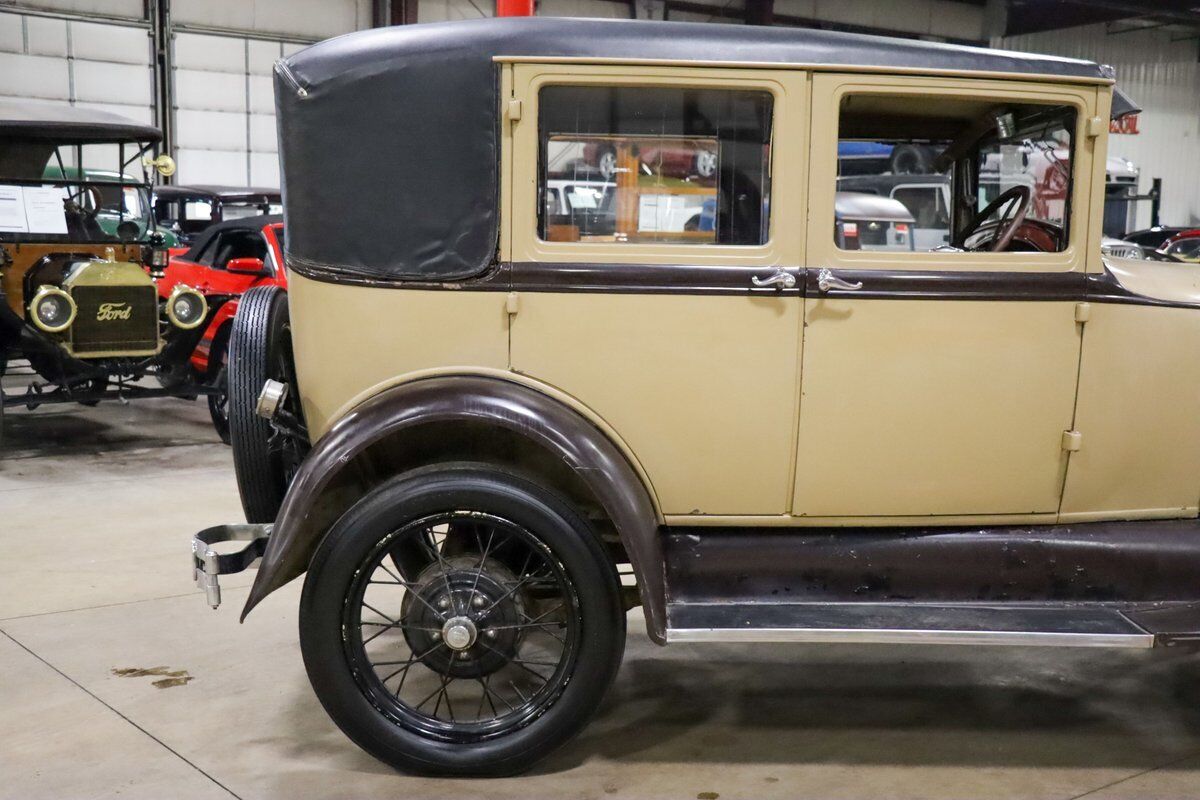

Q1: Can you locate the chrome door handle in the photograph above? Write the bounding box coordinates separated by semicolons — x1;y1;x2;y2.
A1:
817;268;863;293
751;270;797;290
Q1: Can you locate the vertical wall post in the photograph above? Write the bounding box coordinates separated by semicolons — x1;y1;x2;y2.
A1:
391;0;419;25
148;0;175;178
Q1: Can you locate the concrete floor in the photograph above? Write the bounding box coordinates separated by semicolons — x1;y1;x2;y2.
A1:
3;392;1200;799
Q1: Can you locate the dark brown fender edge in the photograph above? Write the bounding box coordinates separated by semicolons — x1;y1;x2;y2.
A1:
240;375;668;644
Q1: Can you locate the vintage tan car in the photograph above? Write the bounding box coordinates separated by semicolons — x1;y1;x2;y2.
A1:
192;18;1200;777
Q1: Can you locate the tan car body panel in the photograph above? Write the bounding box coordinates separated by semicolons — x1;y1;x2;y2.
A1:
288;273;510;440
511;291;802;515
286;61;1200;530
794;299;1081;517
1062;258;1200;519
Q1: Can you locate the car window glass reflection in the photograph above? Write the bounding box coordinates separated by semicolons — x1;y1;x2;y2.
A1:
538;85;773;246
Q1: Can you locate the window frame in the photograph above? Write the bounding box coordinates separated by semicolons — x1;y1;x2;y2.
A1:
507;63;806;267
809;73;1099;275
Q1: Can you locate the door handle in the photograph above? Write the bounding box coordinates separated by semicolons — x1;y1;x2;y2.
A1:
750;269;797;290
817;268;863;293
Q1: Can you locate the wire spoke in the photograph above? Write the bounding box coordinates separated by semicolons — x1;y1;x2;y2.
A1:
431;530;462;616
361;602;399;626
378;562;446;621
416;670;453;712
477;561;552;615
468;529;496;600
478;639;553;685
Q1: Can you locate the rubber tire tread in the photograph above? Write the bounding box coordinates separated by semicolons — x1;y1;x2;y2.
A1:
229;285;287;523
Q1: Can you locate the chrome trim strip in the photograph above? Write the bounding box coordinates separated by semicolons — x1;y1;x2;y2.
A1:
665;627;1155;648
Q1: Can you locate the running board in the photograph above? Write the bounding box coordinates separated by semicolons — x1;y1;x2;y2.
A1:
666;603;1155;648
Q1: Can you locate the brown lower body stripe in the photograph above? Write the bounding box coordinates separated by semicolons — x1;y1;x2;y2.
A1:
289;260;1200;309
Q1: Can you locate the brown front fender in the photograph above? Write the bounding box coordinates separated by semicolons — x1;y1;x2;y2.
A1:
241;375;667;644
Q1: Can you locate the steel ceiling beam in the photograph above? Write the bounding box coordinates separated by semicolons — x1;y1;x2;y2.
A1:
1003;0;1200;36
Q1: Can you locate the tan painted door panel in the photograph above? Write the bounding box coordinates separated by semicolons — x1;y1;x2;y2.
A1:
505;64;809;516
512;292;801;515
1062;303;1200;518
793;298;1081;517
794;73;1093;519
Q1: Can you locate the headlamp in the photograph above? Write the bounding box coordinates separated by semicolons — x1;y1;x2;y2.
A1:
29;285;77;333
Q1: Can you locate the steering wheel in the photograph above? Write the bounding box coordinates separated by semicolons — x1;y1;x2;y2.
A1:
954;185;1032;252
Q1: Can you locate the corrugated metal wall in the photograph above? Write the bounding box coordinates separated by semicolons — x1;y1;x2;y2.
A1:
168;0;370;186
0;1;371;187
172;32;306;187
0;9;153;125
997;24;1200;230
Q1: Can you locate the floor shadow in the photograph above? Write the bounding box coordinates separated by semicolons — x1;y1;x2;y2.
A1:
541;644;1200;773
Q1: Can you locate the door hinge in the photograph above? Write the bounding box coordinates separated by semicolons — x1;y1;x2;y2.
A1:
506;291;520;315
506;99;522;122
1075;302;1091;323
1086;115;1105;138
1062;430;1083;452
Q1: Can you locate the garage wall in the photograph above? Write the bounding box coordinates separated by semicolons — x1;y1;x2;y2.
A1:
0;8;153;124
419;0;986;39
172;0;373;41
0;1;373;188
172;32;306;187
997;23;1200;230
168;0;368;186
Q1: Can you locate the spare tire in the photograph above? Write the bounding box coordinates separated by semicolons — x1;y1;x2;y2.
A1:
228;285;306;523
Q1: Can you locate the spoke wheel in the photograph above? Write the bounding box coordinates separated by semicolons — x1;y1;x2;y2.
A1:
346;512;580;741
300;464;625;776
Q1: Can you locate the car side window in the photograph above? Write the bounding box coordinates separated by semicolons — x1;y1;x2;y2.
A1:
835;93;1076;254
537;85;773;246
193;234;220;266
210;230;268;270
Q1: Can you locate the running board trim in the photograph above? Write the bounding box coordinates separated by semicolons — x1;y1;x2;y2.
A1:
665;602;1160;649
665;627;1154;648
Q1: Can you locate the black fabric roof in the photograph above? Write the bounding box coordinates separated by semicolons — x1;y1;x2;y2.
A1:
275;17;1120;284
0;100;162;143
181;214;282;262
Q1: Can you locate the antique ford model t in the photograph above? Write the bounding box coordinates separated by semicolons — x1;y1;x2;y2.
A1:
0;102;226;439
193;18;1200;776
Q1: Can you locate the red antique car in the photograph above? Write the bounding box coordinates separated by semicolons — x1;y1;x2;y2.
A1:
157;214;286;441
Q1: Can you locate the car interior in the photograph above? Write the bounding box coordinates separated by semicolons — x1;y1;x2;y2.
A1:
838;95;1077;253
198;229;271;271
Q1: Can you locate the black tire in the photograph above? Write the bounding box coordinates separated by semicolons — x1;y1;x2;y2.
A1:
229;285;296;523
299;463;626;777
206;325;231;445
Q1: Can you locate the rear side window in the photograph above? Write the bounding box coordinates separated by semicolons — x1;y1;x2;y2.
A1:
537;85;773;246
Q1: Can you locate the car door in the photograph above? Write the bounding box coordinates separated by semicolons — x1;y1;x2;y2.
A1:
793;74;1099;520
506;64;806;517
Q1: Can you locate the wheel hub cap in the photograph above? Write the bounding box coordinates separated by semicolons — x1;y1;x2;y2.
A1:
442;616;477;651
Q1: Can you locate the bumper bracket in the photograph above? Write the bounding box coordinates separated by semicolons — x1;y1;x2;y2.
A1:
191;524;272;609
